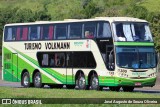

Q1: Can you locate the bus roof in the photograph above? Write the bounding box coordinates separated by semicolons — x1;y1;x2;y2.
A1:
5;17;147;26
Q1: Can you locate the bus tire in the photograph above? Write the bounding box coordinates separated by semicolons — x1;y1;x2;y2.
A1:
33;72;43;88
109;86;120;92
22;72;30;88
77;74;86;90
122;86;134;92
90;75;100;90
66;85;75;89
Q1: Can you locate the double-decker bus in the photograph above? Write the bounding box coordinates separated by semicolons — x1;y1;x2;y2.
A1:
2;17;157;91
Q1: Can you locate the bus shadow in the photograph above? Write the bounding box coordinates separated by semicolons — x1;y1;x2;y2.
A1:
103;87;160;94
133;90;160;94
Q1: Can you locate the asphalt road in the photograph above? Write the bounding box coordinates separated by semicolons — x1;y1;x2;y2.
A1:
0;69;160;94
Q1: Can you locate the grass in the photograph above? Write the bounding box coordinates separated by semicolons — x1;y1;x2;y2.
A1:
0;87;160;98
0;87;160;107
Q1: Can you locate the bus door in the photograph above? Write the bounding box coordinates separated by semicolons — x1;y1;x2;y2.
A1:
66;52;74;85
3;53;12;81
12;53;18;82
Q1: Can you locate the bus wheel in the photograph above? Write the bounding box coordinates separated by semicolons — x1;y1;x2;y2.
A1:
109;86;120;92
122;86;134;92
66;85;75;89
77;74;86;90
22;72;30;88
90;75;100;90
34;72;43;88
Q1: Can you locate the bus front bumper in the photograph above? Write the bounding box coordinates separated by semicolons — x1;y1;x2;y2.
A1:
114;77;156;87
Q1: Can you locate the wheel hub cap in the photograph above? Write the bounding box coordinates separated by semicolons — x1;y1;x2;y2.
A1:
35;75;40;85
79;77;85;88
92;77;98;88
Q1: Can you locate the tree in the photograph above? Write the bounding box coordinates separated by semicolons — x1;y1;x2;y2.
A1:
35;10;51;21
124;5;148;19
0;7;19;45
16;9;35;22
82;0;101;18
150;13;160;52
0;7;52;51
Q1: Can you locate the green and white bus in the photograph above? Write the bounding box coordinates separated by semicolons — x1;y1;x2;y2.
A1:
2;17;157;91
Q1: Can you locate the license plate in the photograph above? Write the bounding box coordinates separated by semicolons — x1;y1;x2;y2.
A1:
135;82;141;86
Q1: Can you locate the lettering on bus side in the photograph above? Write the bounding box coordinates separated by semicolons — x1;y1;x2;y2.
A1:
24;42;70;50
24;43;42;50
45;42;70;50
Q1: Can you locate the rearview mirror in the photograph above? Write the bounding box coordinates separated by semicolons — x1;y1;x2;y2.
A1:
109;54;113;64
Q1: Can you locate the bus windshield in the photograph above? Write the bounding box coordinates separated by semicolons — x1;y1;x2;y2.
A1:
116;46;156;69
113;22;153;42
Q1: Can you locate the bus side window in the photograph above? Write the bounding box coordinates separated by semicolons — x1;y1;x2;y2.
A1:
49;25;54;40
30;26;40;40
66;53;72;67
84;22;97;38
5;27;17;41
42;25;49;40
97;22;111;38
16;27;21;40
21;27;28;40
69;23;82;39
55;53;65;67
42;25;54;40
73;52;96;68
5;27;12;41
42;54;49;66
55;24;67;39
49;54;55;67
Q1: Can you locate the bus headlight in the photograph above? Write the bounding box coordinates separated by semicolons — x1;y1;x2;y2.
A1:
148;73;156;77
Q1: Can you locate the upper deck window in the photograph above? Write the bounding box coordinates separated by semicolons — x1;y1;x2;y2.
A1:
69;23;82;39
41;25;54;40
4;27;16;41
113;22;153;42
97;22;111;38
84;22;97;38
55;24;67;39
29;26;40;40
4;21;112;41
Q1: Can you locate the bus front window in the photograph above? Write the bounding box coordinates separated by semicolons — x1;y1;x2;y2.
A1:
113;22;153;42
116;47;156;69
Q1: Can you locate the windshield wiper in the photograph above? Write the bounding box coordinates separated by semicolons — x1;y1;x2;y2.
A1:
139;60;143;68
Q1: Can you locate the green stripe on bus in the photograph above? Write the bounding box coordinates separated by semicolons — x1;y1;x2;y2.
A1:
16;50;66;83
12;47;73;84
114;42;154;46
3;47;57;83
